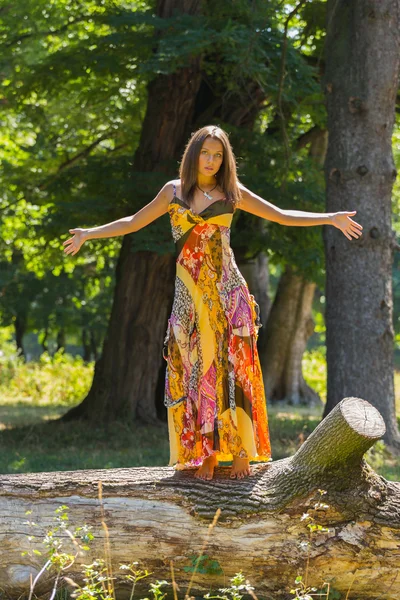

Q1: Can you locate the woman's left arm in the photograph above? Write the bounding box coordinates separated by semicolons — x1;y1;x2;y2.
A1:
238;183;363;240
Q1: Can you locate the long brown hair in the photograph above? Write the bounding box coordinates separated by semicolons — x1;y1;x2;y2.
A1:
179;125;242;209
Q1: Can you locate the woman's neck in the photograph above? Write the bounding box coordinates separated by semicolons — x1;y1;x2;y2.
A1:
197;174;217;187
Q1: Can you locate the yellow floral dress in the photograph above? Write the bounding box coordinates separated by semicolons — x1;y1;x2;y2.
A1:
163;185;272;468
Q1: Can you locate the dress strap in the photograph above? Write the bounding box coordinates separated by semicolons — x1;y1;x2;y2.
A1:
172;182;176;198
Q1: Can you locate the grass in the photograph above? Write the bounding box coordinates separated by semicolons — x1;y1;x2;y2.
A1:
0;342;399;480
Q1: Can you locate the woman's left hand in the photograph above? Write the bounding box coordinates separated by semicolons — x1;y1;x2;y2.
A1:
331;211;363;240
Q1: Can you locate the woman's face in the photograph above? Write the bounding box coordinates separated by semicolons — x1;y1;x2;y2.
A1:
198;136;224;178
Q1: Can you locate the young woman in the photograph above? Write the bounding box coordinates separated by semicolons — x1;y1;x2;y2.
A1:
63;125;363;481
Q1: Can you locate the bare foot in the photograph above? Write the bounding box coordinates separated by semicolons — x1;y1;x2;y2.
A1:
230;456;251;479
194;454;218;481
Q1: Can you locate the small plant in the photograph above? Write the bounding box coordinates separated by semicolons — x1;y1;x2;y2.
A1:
21;505;94;600
184;554;223;576
67;558;113;600
204;572;256;600
289;489;337;600
141;580;169;600
119;561;152;600
289;575;318;600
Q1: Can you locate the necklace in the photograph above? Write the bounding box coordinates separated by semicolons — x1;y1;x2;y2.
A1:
197;183;217;201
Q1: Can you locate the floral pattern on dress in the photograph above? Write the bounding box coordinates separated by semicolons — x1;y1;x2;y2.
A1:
163;195;271;467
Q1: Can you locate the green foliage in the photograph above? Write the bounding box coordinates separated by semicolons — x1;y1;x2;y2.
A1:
0;332;25;387
1;347;399;478
302;347;327;402
0;417;170;474
119;561;152;600
141;580;168;600
184;554;223;576
365;440;393;472
0;348;93;407
204;572;255;600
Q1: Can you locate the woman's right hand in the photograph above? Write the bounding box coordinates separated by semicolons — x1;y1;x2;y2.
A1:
63;228;88;256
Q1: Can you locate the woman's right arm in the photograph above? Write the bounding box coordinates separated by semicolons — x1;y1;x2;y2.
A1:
63;181;173;256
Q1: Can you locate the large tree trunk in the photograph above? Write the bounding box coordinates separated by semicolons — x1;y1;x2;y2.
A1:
322;0;400;451
14;313;26;359
61;0;203;424
90;329;99;362
1;398;399;600
56;328;65;352
261;265;321;406
82;328;91;362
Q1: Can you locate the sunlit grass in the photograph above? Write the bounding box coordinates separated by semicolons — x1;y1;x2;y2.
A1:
0;343;399;481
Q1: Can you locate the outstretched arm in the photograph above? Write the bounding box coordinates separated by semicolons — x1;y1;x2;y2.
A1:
238;183;363;241
63;181;173;256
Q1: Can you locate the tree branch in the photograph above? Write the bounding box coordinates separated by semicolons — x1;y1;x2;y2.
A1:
0;133;121;212
5;16;93;49
38;131;118;190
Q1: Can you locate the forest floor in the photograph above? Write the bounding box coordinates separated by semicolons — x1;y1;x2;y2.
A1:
0;391;398;480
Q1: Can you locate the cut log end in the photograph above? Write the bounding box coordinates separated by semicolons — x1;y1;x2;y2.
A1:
340;396;386;438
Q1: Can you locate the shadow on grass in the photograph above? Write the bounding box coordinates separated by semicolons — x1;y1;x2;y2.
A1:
0;406;169;474
0;401;399;482
0;403;67;429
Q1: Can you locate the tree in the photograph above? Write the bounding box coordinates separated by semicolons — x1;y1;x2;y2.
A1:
322;0;400;450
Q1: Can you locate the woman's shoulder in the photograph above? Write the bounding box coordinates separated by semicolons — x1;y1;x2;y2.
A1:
163;179;182;199
156;180;181;207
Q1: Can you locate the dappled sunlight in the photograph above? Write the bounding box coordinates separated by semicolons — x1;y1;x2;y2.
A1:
0;403;71;429
273;410;323;421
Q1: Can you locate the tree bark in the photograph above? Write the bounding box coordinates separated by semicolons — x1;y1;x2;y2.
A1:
90;329;98;362
1;398;399;600
56;328;65;352
322;0;400;450
14;313;26;359
261;265;321;406
82;328;91;362
40;327;49;353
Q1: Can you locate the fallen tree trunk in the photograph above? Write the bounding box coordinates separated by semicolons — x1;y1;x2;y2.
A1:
1;397;399;600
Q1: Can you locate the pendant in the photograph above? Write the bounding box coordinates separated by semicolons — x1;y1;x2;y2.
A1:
204;191;212;200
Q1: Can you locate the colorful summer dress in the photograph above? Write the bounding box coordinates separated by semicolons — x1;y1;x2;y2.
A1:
163;183;272;468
